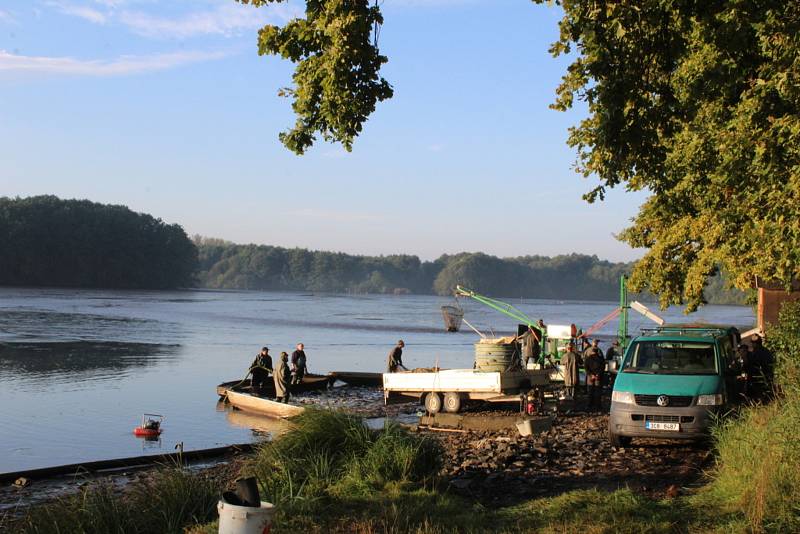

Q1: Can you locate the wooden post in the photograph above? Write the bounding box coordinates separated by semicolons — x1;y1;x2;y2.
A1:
756;279;800;332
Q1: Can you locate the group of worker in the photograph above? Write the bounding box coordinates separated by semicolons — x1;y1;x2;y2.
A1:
734;334;775;400
560;338;619;412
248;343;309;403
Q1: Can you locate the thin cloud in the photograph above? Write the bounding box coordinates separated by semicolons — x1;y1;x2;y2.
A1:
118;3;298;39
0;49;228;78
46;1;107;24
0;9;16;24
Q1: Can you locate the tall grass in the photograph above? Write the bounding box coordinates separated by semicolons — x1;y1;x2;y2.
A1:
15;466;219;534
246;408;445;529
248;409;441;504
704;301;800;532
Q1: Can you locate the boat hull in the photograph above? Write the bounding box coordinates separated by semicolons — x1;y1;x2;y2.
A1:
223;389;304;418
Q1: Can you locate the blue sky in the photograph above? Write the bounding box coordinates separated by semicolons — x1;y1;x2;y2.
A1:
1;0;649;261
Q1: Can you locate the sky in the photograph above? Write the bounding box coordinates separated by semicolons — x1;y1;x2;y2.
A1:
0;0;650;262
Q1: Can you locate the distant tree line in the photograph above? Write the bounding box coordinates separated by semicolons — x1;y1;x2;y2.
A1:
0;196;197;289
195;237;747;305
0;195;746;304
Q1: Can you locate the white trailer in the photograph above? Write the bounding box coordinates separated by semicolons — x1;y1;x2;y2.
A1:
383;368;551;413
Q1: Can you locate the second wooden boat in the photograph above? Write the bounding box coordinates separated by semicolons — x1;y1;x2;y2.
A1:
222;389;304;418
328;371;383;387
216;373;332;398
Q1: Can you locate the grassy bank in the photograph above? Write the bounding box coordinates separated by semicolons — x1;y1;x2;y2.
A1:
10;304;800;533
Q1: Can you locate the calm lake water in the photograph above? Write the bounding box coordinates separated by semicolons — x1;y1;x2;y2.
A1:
0;287;754;473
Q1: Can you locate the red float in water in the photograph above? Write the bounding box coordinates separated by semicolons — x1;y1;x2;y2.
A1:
133;413;163;437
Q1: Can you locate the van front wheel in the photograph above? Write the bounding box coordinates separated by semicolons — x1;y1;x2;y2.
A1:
609;430;631;448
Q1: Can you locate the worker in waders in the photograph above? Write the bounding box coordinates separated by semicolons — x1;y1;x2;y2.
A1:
584;340;606;412
291;343;308;385
561;342;580;399
522;327;541;368
387;340;407;372
750;334;775;399
250;346;273;396
274;352;292;403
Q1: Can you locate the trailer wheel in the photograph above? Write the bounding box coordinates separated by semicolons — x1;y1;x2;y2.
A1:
443;392;462;413
424;392;442;414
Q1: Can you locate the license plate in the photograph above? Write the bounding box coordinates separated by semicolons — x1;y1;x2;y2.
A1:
646;422;679;431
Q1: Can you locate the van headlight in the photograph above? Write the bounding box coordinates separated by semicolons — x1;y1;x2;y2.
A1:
697;394;724;406
611;391;635;404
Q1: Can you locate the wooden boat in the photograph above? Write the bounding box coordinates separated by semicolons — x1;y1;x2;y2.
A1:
328;371;383;387
215;373;332;398
222;388;304;418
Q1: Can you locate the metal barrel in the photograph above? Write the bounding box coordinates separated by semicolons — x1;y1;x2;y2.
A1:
474;341;516;372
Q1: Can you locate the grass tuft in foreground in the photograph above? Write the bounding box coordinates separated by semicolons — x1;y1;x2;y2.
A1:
247;409;442;511
15;466;218;534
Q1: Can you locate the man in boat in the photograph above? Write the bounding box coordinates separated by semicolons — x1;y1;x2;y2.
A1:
250;346;273;395
275;351;292;403
387;340;407;372
291;343;308;385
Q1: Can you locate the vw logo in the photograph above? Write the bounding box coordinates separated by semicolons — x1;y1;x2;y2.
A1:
656;395;670;407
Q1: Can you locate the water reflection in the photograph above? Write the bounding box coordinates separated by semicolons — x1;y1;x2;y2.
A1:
217;403;290;438
0;310;171;343
0;341;179;386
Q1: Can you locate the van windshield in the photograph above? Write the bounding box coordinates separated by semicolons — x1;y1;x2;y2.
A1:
622;341;717;375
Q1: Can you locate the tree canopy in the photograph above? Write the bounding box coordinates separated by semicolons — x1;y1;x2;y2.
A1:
0;196;198;289
241;0;800;311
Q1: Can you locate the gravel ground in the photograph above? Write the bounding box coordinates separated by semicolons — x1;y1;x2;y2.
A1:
428;401;713;507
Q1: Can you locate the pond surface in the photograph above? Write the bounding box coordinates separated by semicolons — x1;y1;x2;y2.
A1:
0;287;754;473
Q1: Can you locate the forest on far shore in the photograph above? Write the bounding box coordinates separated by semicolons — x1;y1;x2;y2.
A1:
0;196;747;304
194;237;748;305
0;196;197;289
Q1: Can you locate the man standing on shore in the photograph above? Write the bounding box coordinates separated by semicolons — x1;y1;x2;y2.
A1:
387;340;407;372
291;343;308;385
584;340;606;412
561;342;580;399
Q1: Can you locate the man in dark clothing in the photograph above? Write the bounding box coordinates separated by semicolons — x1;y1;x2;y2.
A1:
605;341;620;362
387;340;407;372
584;340;606;412
736;343;754;398
250;346;273;395
291;343;308;385
750;334;775;397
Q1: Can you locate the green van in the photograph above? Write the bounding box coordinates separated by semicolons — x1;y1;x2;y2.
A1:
608;324;741;447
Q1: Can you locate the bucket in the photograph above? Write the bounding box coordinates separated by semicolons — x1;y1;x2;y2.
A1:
217;500;274;534
474;340;516;372
516;418;533;437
